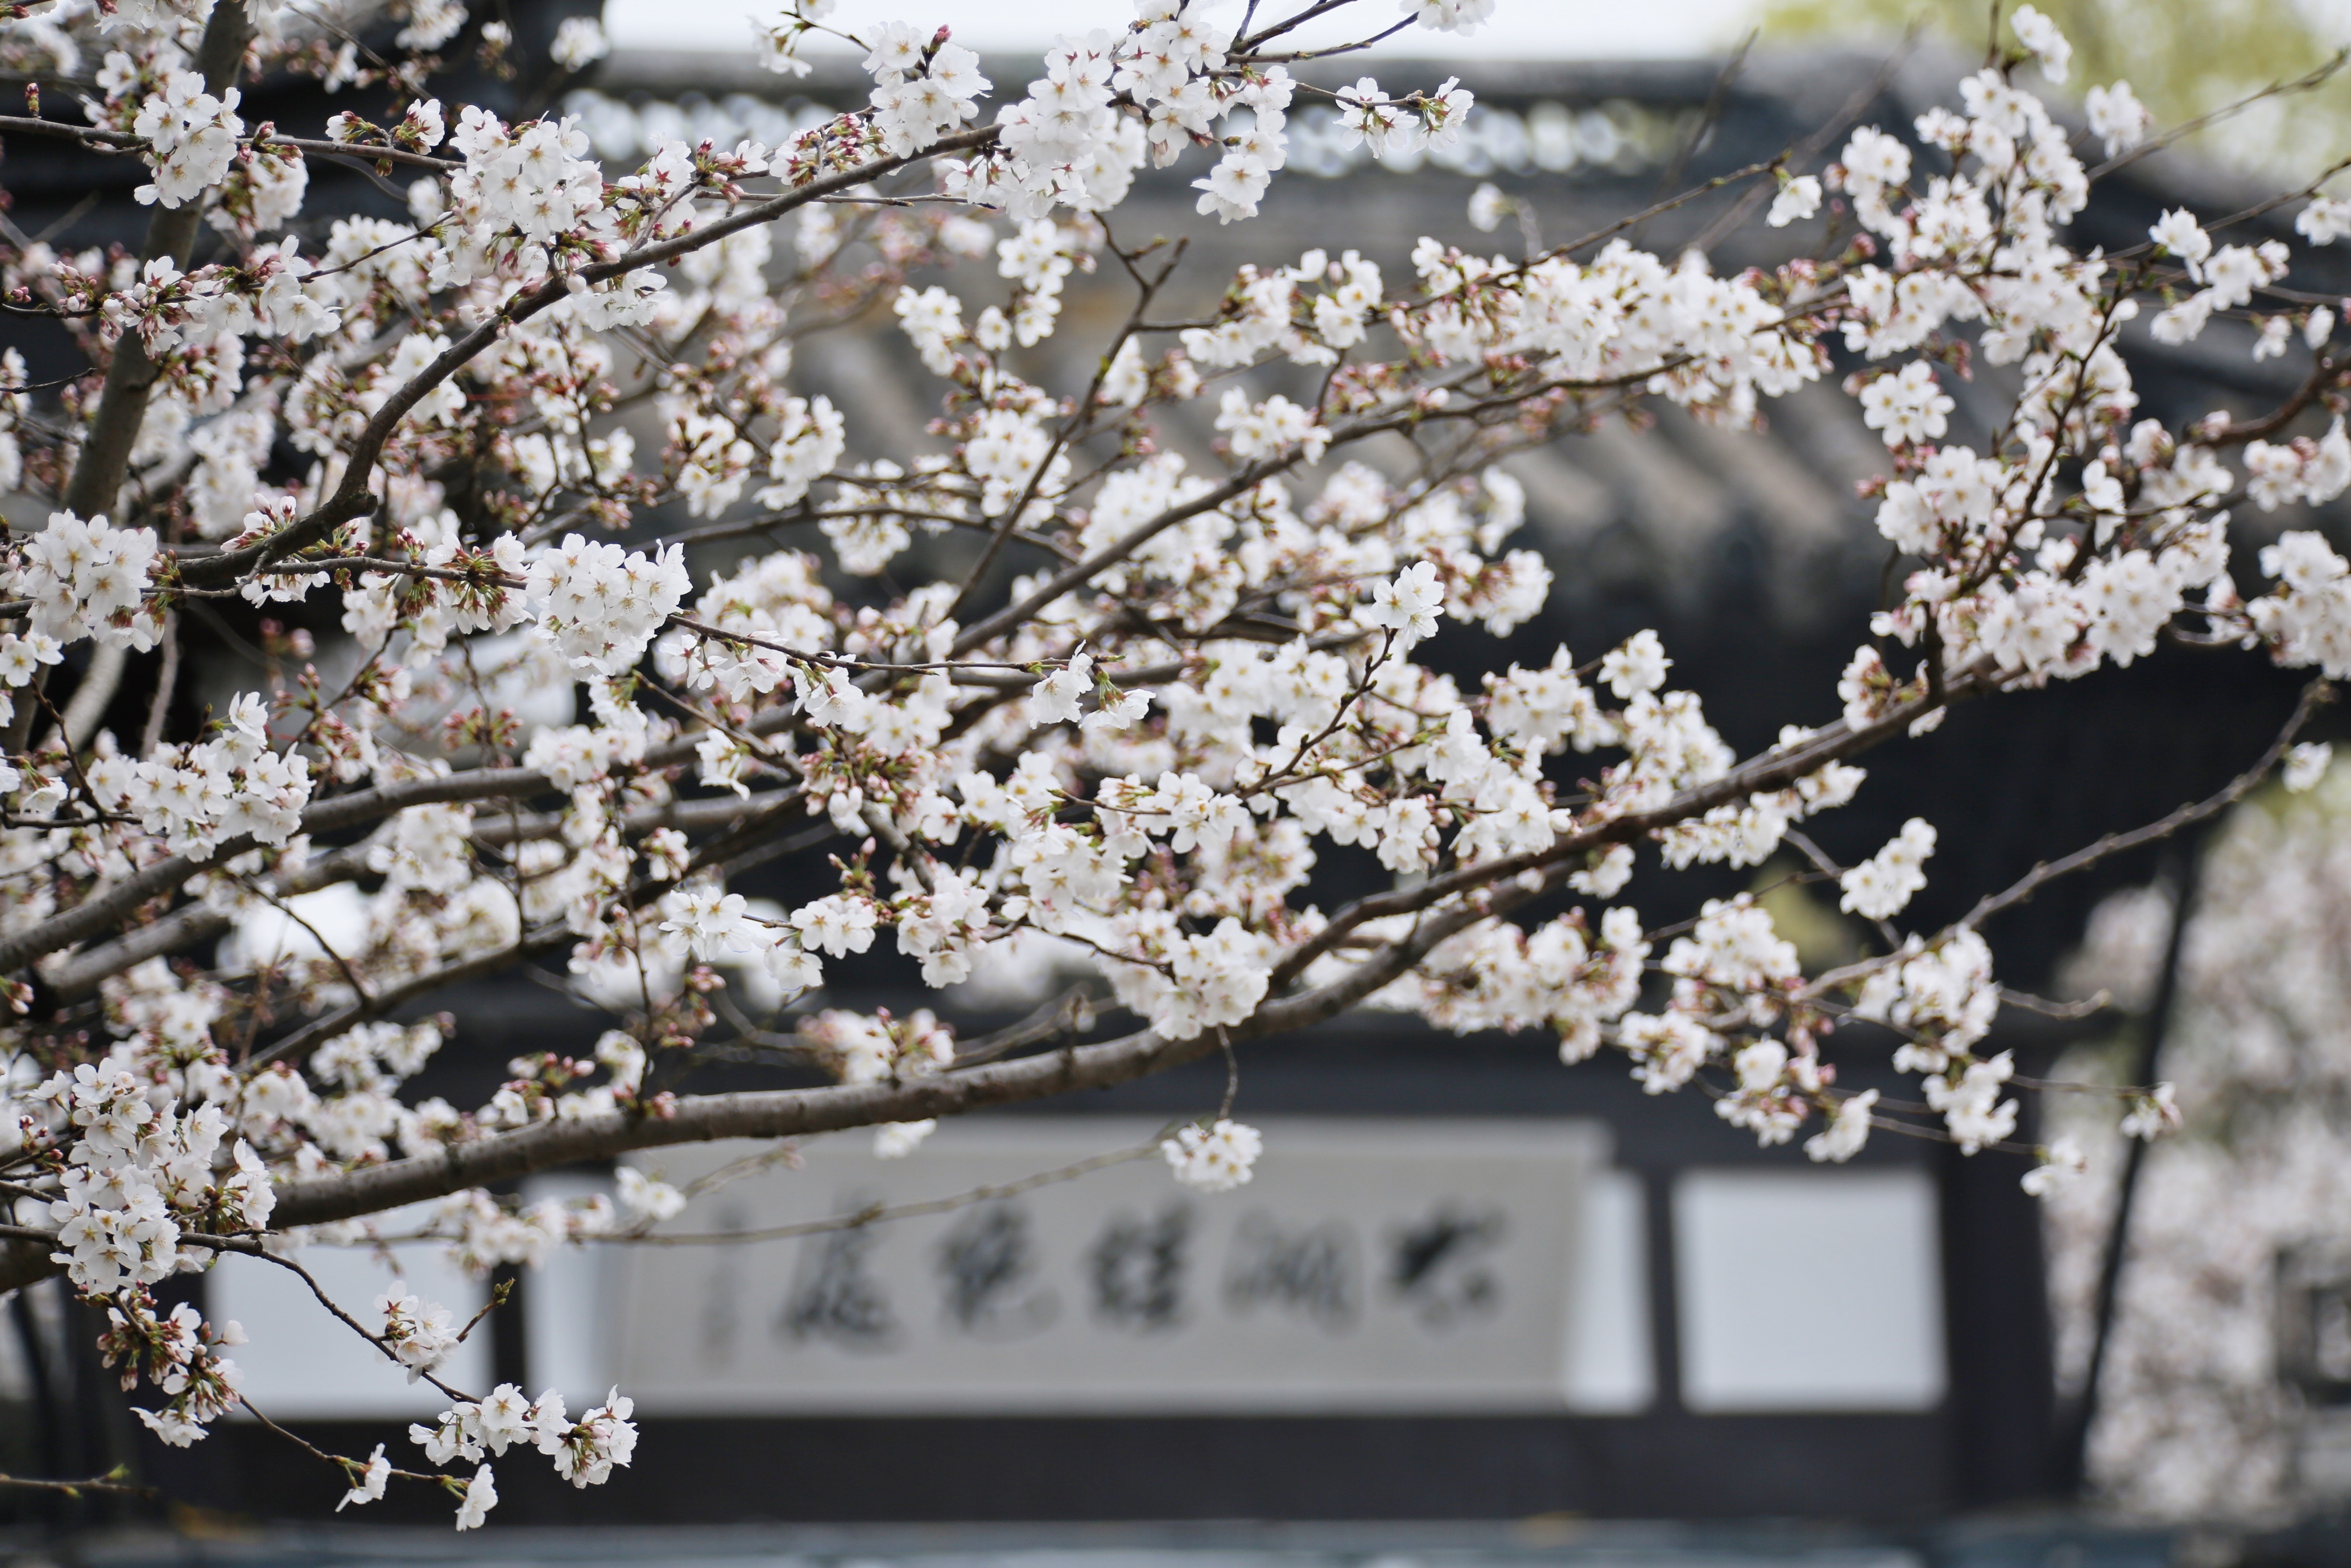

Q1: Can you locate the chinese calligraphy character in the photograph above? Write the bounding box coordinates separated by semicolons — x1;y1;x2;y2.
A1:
1223;1212;1359;1332
1386;1202;1505;1329
935;1200;1057;1339
779;1213;898;1352
1089;1203;1191;1332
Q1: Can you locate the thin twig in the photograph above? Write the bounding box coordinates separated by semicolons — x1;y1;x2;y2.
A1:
1689;27;1920;256
1634;29;1754;247
619;1138;1168;1247
0;1468;154;1497
1958;679;2328;932
138;612;179;758
1999;986;2116;1020
2087;48;2351;182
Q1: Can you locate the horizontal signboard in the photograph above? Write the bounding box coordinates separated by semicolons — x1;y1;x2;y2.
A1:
611;1118;1611;1414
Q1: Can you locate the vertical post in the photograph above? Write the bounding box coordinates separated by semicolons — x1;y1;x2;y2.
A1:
491;1263;530;1390
1940;1111;2055;1503
1642;1166;1684;1411
2051;839;2203;1494
7;1287;61;1524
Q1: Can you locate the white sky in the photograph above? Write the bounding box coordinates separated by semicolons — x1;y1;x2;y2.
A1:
604;0;1770;61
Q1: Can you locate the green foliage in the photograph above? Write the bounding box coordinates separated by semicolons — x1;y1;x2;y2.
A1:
1759;0;2351;177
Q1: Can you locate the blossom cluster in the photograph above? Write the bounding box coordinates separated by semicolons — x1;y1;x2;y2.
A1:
16;511;161;652
128;69;245;209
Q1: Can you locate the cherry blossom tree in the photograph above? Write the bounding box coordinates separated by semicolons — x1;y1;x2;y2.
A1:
0;0;2344;1522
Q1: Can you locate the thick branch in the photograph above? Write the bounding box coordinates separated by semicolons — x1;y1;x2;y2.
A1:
41;788;779;999
0;664;2266;1300
263;819;1558;1233
59;0;254;525
272;1026;1212;1226
1;0;254;755
39;835;379;998
2;701;822;982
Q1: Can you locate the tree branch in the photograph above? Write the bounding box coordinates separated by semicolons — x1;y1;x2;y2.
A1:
3;699;823;982
0;1468;154;1497
2;0;252;754
1267;663;1993;993
180;123;1005;593
1956;679;2327;932
58;0;253;526
40;788;782;1000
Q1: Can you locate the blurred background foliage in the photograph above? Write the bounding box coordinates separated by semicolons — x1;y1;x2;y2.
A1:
1758;0;2351;179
